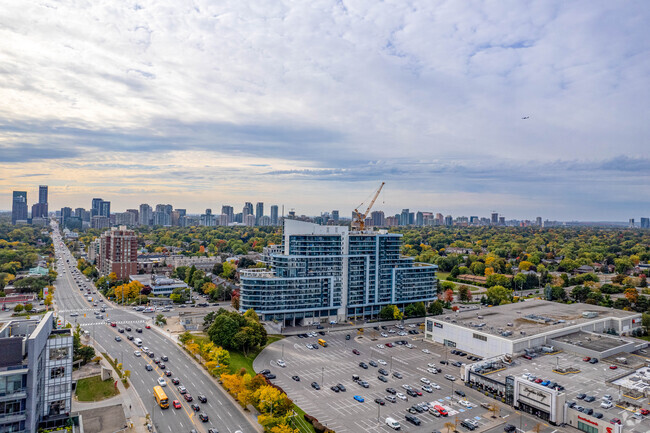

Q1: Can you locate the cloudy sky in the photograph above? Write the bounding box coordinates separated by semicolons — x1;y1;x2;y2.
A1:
1;1;648;220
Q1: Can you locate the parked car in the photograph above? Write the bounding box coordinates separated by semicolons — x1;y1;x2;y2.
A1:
353;395;365;403
311;382;320;390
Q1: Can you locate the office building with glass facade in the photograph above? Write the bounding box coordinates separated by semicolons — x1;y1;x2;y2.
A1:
240;219;438;324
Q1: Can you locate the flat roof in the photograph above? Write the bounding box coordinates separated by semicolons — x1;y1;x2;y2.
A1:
550;331;630;352
429;299;639;340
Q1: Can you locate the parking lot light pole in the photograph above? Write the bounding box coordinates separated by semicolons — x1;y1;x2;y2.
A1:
282;343;284;359
321;367;324;386
377;401;380;422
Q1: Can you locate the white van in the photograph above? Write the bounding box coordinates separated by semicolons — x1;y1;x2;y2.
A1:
385;417;401;430
133;338;143;347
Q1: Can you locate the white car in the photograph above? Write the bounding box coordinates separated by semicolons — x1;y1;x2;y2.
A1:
445;374;456;381
422;349;431;354
70;312;79;317
420;377;430;384
381;333;389;338
376;344;385;349
402;384;412;390
459;400;472;408
134;351;142;357
427;363;436;368
405;344;414;349
396;392;408;400
408;324;416;328
430;383;441;389
600;401;613;409
422;385;433;393
157;377;167;387
378;359;387;365
388;329;396;333
277;359;286;368
427;368;438;374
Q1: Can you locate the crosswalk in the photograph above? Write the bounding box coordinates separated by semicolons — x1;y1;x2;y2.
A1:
75;319;147;327
58;307;113;313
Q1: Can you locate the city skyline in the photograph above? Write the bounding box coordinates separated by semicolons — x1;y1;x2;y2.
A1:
1;2;649;220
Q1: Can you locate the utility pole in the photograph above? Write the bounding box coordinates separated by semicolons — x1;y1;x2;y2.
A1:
321;367;324;385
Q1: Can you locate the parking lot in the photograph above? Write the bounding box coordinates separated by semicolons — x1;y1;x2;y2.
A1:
254;326;527;433
495;351;650;432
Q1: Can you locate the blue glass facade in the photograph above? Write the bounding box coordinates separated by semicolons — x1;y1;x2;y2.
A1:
240;220;438;323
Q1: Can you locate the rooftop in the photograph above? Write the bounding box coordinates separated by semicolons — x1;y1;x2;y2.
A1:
550;331;630;352
431;299;639;340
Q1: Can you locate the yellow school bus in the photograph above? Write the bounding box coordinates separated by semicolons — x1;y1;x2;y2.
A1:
153;385;169;409
318;338;327;347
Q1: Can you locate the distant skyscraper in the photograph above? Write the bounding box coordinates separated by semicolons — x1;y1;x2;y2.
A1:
400;209;410;226
371;210;385;227
91;198;103;217
60;207;72;227
139;204;152;226
74;207;85;218
243;202;253;221
222;205;234;224
416;211;424;226
100;201;111;218
444;215;453;226
640;217;649;229
629;218;635;228
536;216;542;226
331;210;339;223
270;205;279;226
491;212;499;225
255;202;264;225
11;191;28;224
38;185;48;204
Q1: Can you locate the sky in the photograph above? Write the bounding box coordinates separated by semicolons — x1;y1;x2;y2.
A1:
1;0;649;221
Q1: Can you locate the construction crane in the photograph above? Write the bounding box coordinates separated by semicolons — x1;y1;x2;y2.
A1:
351;182;385;231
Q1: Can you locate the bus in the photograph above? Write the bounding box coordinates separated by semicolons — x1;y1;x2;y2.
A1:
318;339;327;347
153;386;169;409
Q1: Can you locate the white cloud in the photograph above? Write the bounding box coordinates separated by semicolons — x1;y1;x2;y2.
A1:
0;0;648;219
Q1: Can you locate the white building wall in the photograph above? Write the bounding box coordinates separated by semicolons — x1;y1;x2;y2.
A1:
425;319;513;358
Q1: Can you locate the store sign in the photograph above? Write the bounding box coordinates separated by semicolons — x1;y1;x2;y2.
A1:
434;322;443;329
578;416;598;426
518;384;551;409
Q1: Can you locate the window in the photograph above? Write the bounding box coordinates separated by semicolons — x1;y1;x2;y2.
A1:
49;347;69;361
473;333;487;341
426;321;433;332
0;374;25;396
50;367;65;379
48;399;66;416
577;421;598;433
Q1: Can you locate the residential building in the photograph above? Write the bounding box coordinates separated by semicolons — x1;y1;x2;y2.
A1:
11;191;28;224
385;215;398;226
629;218;635;228
0;312;73;432
88;239;100;263
255;202;264;225
98;226;138;280
240;219;438;325
91;198;103;217
258;215;271;226
400;209;410;226
371;211;385;227
435;213;444;225
641;217;649;229
242;202;253;221
166;255;221;272
244;214;256;226
31;202;48;220
115;211;136;226
139;204;152;226
200;209;216;226
91;216;110;229
536;216;542;226
444;215;453;226
270;205;279;226
331;210;339;224
222;205;234;224
152;211;171;226
499;216;505;225
491;212;499;224
99;201;110;218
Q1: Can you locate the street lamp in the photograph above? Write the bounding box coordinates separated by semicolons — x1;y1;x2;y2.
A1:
321;367;324;386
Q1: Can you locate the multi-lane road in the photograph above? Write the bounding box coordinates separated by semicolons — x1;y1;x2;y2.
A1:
51;226;254;433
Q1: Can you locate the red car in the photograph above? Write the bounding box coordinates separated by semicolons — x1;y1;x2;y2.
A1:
386;343;393;348
184;394;193;402
535;378;543;383
583;357;591;362
414;390;422;396
609;365;618;370
110;322;116;327
522;355;532;360
640;409;649;416
145;325;151;329
610;418;621;425
172;400;181;409
352;349;360;355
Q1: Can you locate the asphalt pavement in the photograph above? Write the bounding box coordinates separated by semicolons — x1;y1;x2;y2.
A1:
51;229;256;433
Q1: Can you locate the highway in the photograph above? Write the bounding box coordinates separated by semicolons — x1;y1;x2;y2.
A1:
51;226;253;433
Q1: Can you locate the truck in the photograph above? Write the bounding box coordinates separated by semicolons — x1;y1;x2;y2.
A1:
87;296;92;302
385;417;401;430
134;338;143;347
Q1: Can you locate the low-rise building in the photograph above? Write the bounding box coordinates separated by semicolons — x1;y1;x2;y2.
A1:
425;299;642;360
129;274;188;296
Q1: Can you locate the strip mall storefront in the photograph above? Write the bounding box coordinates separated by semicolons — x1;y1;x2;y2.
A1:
565;411;623;433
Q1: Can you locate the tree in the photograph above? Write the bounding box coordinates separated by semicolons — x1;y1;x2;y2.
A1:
78;345;96;364
231;289;240;310
427;300;444;315
570;286;591;303
155;314;167;326
624;288;639;305
642;312;650;334
44;294;53;308
379;304;403;320
442;289;455;304
270;424;299;433
486;285;512;305
444;421;456;433
457;285;472;303
404;302;426;317
24;303;33;312
14;304;23;313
